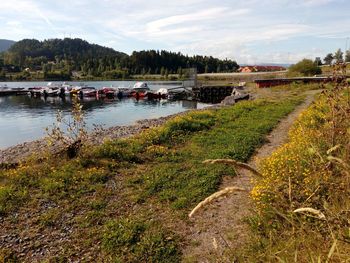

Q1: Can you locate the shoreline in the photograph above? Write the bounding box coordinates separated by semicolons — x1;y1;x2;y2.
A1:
0;105;220;164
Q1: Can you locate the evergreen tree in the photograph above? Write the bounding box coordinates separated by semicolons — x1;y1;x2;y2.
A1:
324;53;334;65
345;50;350;63
334;48;343;63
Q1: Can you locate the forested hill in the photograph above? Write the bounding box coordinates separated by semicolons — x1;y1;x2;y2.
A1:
127;50;239;74
0;39;16;52
1;38;239;76
4;38;127;69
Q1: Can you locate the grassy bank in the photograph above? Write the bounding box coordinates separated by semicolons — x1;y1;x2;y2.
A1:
241;85;350;261
0;93;304;261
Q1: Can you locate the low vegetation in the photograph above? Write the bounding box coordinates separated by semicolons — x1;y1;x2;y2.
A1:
0;90;304;261
244;73;350;261
287;58;322;77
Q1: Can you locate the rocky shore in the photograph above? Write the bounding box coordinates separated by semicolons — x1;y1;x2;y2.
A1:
0;106;220;165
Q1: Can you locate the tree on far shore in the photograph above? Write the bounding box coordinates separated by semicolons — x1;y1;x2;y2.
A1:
334;48;344;63
324;53;334;65
345;50;350;63
288;58;322;77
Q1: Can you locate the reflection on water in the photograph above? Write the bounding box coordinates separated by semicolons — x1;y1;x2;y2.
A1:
0;94;207;149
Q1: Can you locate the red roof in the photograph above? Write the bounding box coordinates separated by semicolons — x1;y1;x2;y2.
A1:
239;65;286;72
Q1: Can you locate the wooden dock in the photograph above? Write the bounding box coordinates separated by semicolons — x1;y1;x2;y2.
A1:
0;89;28;96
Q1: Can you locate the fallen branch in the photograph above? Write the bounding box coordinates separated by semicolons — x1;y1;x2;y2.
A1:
293;207;326;220
189;187;246;218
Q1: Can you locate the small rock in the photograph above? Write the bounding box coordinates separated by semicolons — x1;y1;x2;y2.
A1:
221;96;236;106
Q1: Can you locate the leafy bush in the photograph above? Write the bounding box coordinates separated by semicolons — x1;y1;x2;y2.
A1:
288;58;322;76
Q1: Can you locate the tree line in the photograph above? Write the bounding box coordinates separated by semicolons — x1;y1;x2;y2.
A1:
322;48;350;65
0;38;239;80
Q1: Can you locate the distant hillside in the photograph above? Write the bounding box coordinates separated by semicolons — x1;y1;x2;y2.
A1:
5;38;127;67
0;39;16;52
2;38;239;76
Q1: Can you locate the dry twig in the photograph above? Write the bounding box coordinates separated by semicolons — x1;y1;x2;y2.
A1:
203;159;262;177
189;187;246;218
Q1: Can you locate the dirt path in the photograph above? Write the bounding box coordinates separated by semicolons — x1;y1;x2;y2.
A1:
183;90;320;262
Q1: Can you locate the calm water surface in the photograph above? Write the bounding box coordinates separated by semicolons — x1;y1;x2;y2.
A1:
0;81;208;149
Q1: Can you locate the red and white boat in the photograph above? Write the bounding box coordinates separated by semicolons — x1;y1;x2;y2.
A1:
80;87;97;97
130;82;150;98
99;87;117;98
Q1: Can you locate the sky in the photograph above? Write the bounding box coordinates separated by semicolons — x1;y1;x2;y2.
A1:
1;0;350;64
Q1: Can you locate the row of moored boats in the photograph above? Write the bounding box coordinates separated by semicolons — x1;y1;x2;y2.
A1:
24;82;169;99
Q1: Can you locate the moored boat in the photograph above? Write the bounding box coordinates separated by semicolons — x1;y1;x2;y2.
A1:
61;83;73;96
28;87;44;97
99;87;117;98
116;87;133;98
79;87;97;97
130;82;150;98
145;88;168;99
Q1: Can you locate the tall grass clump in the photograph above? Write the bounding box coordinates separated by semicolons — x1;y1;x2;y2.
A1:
249;63;350;261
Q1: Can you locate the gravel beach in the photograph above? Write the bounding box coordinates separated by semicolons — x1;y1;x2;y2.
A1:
0;105;220;164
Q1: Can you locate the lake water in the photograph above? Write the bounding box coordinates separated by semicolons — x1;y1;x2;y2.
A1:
0;81;208;149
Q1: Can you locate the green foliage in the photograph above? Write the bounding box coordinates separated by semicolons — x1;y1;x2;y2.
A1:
0;90;305;261
129;98;303;209
94;139;142;162
149;111;216;145
288;58;322;76
345;50;350;63
333;48;344;63
0;69;6;80
102;218;180;262
0;185;27;215
247;79;350;261
43;70;71;80
2;38;239;79
324;53;334;65
101;69;129;79
5;38;125;68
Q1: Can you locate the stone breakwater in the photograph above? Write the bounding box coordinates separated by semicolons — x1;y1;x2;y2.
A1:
0;106;220;164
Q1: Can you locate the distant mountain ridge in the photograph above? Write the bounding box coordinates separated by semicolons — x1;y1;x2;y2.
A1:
0;39;16;52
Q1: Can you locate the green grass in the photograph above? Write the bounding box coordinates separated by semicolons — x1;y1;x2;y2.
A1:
0;94;304;261
102;218;180;263
123;98;303;210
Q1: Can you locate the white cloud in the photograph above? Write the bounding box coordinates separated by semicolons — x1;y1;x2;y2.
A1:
146;7;249;33
0;0;349;63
